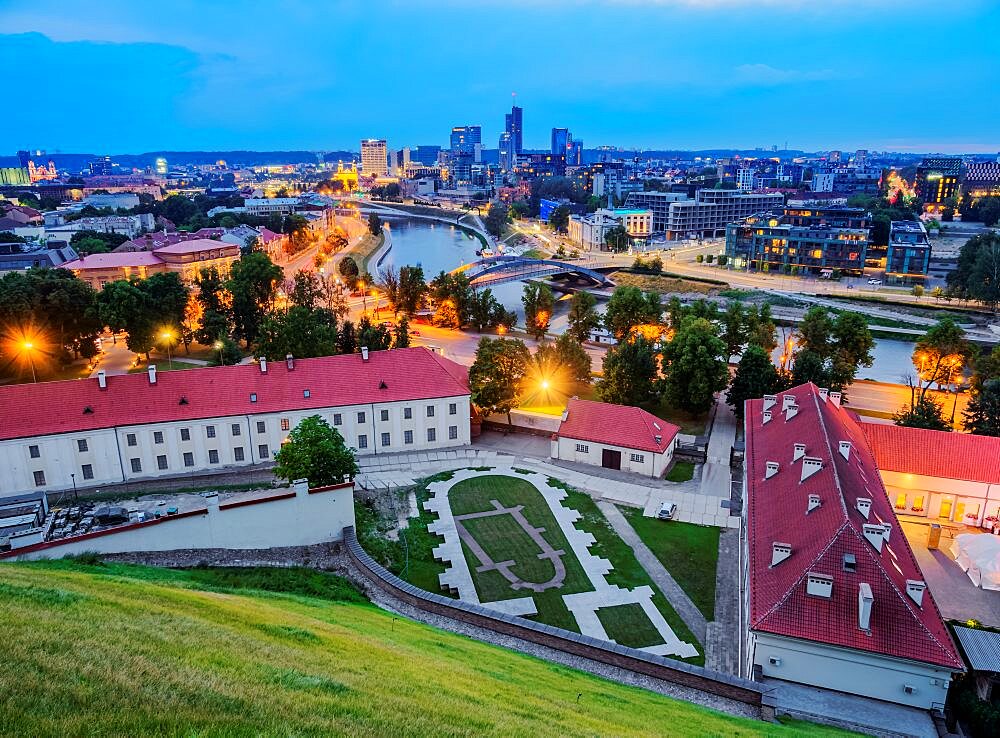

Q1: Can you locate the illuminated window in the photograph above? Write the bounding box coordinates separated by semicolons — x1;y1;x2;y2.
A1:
895;493;907;509
811;249;823;259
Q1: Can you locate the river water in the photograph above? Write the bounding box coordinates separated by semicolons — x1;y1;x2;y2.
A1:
382;219;919;380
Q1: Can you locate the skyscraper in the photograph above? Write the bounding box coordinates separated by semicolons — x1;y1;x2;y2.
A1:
499;101;523;170
450;126;482;155
551;128;569;156
360;139;388;177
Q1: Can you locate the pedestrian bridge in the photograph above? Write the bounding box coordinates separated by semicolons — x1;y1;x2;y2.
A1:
458;255;617;288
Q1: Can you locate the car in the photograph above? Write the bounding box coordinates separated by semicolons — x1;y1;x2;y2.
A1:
657;501;678;521
409;329;421;337
867;278;883;286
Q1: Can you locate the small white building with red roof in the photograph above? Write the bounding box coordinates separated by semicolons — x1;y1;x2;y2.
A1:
743;383;964;709
551;398;680;477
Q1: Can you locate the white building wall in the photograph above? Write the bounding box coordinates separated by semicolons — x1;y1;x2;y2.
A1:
5;480;355;560
0;394;471;496
879;469;1000;525
752;632;953;710
551;435;674;478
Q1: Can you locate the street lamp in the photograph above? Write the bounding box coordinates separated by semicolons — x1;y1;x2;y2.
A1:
214;340;225;366
70;472;78;502
160;330;174;370
21;341;37;383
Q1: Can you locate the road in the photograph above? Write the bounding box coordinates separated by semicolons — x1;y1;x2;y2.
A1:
844;380;969;425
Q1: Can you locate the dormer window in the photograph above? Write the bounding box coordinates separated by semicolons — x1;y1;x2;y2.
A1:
806;573;833;598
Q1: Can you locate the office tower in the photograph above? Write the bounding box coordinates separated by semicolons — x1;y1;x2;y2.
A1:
551;128;569;156
413;145;441;166
499;102;523;170
450;126;482;155
567;139;583;166
360;139;389;177
89;156;115;176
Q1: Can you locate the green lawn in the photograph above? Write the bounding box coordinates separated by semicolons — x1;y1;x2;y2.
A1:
128;359;204;373
665;461;696;482
597;603;664;649
620;508;721;621
0;560;850;737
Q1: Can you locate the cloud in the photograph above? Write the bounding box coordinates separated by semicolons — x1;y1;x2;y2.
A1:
731;63;839;86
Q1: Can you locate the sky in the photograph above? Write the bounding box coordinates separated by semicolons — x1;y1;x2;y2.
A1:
2;0;999;154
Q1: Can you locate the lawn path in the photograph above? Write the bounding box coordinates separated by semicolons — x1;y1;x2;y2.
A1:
596;500;709;643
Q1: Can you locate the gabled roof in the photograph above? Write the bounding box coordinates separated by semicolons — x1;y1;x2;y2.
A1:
62;251;164;269
153;238;238;255
0;347;469;442
557;398;679;454
745;383;963;670
861;423;1000;485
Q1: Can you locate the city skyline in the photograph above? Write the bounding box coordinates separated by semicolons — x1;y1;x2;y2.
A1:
0;1;998;153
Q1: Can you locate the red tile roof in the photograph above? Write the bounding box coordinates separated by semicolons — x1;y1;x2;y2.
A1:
62;251;164;269
153;238;238;255
745;384;963;670
0;347;469;442
861;423;1000;485
557;398;680;454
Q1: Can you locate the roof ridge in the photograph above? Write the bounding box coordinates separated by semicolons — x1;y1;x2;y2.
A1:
810;387;850;519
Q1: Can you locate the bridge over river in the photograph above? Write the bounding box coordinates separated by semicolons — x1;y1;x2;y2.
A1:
457;254;617;288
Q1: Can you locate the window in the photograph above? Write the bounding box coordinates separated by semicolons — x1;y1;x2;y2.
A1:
381;432;391;447
333;413;342;426
76;439;88;453
449;426;458;440
231;423;241;436
449;403;457;415
33;470;46;487
380;409;389;422
157;455;168;470
81;464;94;480
258;444;269;459
180;428;191;441
206;425;216;439
234;447;245;462
126;434;137;447
403;407;412;420
183;452;194;467
256;421;266;434
280;418;290;431
357;411;366;424
426;405;435;417
357;435;368;449
630;453;645;463
303;389;310;398
250;393;257;403
575;443;589;453
130;458;142;473
843;553;857;573
895;493;907;510
427;428;436;443
404;430;414;445
28;444;40;458
208;449;219;464
153;431;163;444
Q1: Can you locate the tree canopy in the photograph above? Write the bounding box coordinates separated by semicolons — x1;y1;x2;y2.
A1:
596;336;658;407
660;316;728;414
469;337;530;423
273;415;359;486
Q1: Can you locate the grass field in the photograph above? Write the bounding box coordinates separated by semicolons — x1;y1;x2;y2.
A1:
665;461;696;483
128;359;204;373
620;508;721;621
346;232;386;273
611;271;722;295
0;560;848;737
597;603;664;649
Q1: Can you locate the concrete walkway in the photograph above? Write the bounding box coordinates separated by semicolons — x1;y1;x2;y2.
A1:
597;500;708;644
705;528;742;676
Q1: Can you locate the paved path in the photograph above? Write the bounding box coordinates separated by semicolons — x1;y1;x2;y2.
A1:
596;500;708;644
705;528;741;676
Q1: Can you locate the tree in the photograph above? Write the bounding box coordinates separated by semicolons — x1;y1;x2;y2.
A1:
227;252;282;346
893;395;951;431
949;233;1000;308
394;316;411;348
747;303;777;354
964;378;1000;436
469;337;531;424
828;312;875;390
548;204;570;234
522;282;554;339
367;213;383;236
429;271;474;328
596;336;658;407
143;272;190;331
911;284;925;299
211;335;244;366
257;306;338;360
161;194;200;226
338;255;360;286
273;415;359;486
604;225;629;252
484;201;509;239
727;346;786;418
720;301;746;359
469;288;514;332
396;265;427;316
338;320;357;354
790;348;830;387
98;279;155;357
603;286;661;340
911;319;974;402
535;333;592;386
289;270;323;309
790;307;873;393
661;317;728;414
194;267;232;346
566;290;601;342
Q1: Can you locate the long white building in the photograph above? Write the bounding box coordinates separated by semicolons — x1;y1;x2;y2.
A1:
0;347;472;496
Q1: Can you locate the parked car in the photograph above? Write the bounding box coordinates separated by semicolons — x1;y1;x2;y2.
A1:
657;502;678;521
867;278;883;286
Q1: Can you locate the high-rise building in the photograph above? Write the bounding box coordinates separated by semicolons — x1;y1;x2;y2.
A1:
413;145;441;166
567;139;583;167
915;157;961;207
155;157;168;176
551;128;570;156
360;139;389;177
449;126;481;155
499;102;523;170
89;156;116;176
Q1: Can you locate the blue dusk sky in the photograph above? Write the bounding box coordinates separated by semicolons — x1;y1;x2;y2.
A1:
1;0;998;154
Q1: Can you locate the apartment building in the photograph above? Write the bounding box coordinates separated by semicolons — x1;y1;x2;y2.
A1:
625;189;784;239
886;221;931;282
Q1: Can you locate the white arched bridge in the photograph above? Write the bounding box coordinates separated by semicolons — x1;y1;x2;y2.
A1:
457;255;617;288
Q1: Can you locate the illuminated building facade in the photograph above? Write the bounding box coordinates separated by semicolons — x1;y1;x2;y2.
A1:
360;139;388;177
885;220;930;282
915;157;961;207
963;160;1000;199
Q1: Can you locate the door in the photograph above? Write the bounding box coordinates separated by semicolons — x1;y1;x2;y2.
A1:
602;449;622;470
954;502;966;523
939;498;953;520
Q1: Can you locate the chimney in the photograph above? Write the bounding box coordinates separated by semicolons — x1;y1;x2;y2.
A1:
839;440;852;461
147;365;157;385
561;409;568;422
807;494;821;513
856;497;872;519
906;580;926;607
863;523;885;552
818;387;829;402
785;402;799;421
800;457;822;482
286;353;294;370
782;395;796;411
793;443;806;462
97;369;107;389
361;346;370;361
260;357;268;374
858;582;873;631
762;394;777;411
654;435;662;445
771;542;792;567
829;391;842;407
762;410;772;424
765;461;780;480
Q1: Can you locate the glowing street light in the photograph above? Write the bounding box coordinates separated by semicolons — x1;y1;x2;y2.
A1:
160;330;174;370
21;341;37;383
213;340;225;366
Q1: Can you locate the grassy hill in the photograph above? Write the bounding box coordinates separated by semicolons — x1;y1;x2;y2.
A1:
0;560;846;737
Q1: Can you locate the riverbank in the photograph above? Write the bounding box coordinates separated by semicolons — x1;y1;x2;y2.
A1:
345;232;385;273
